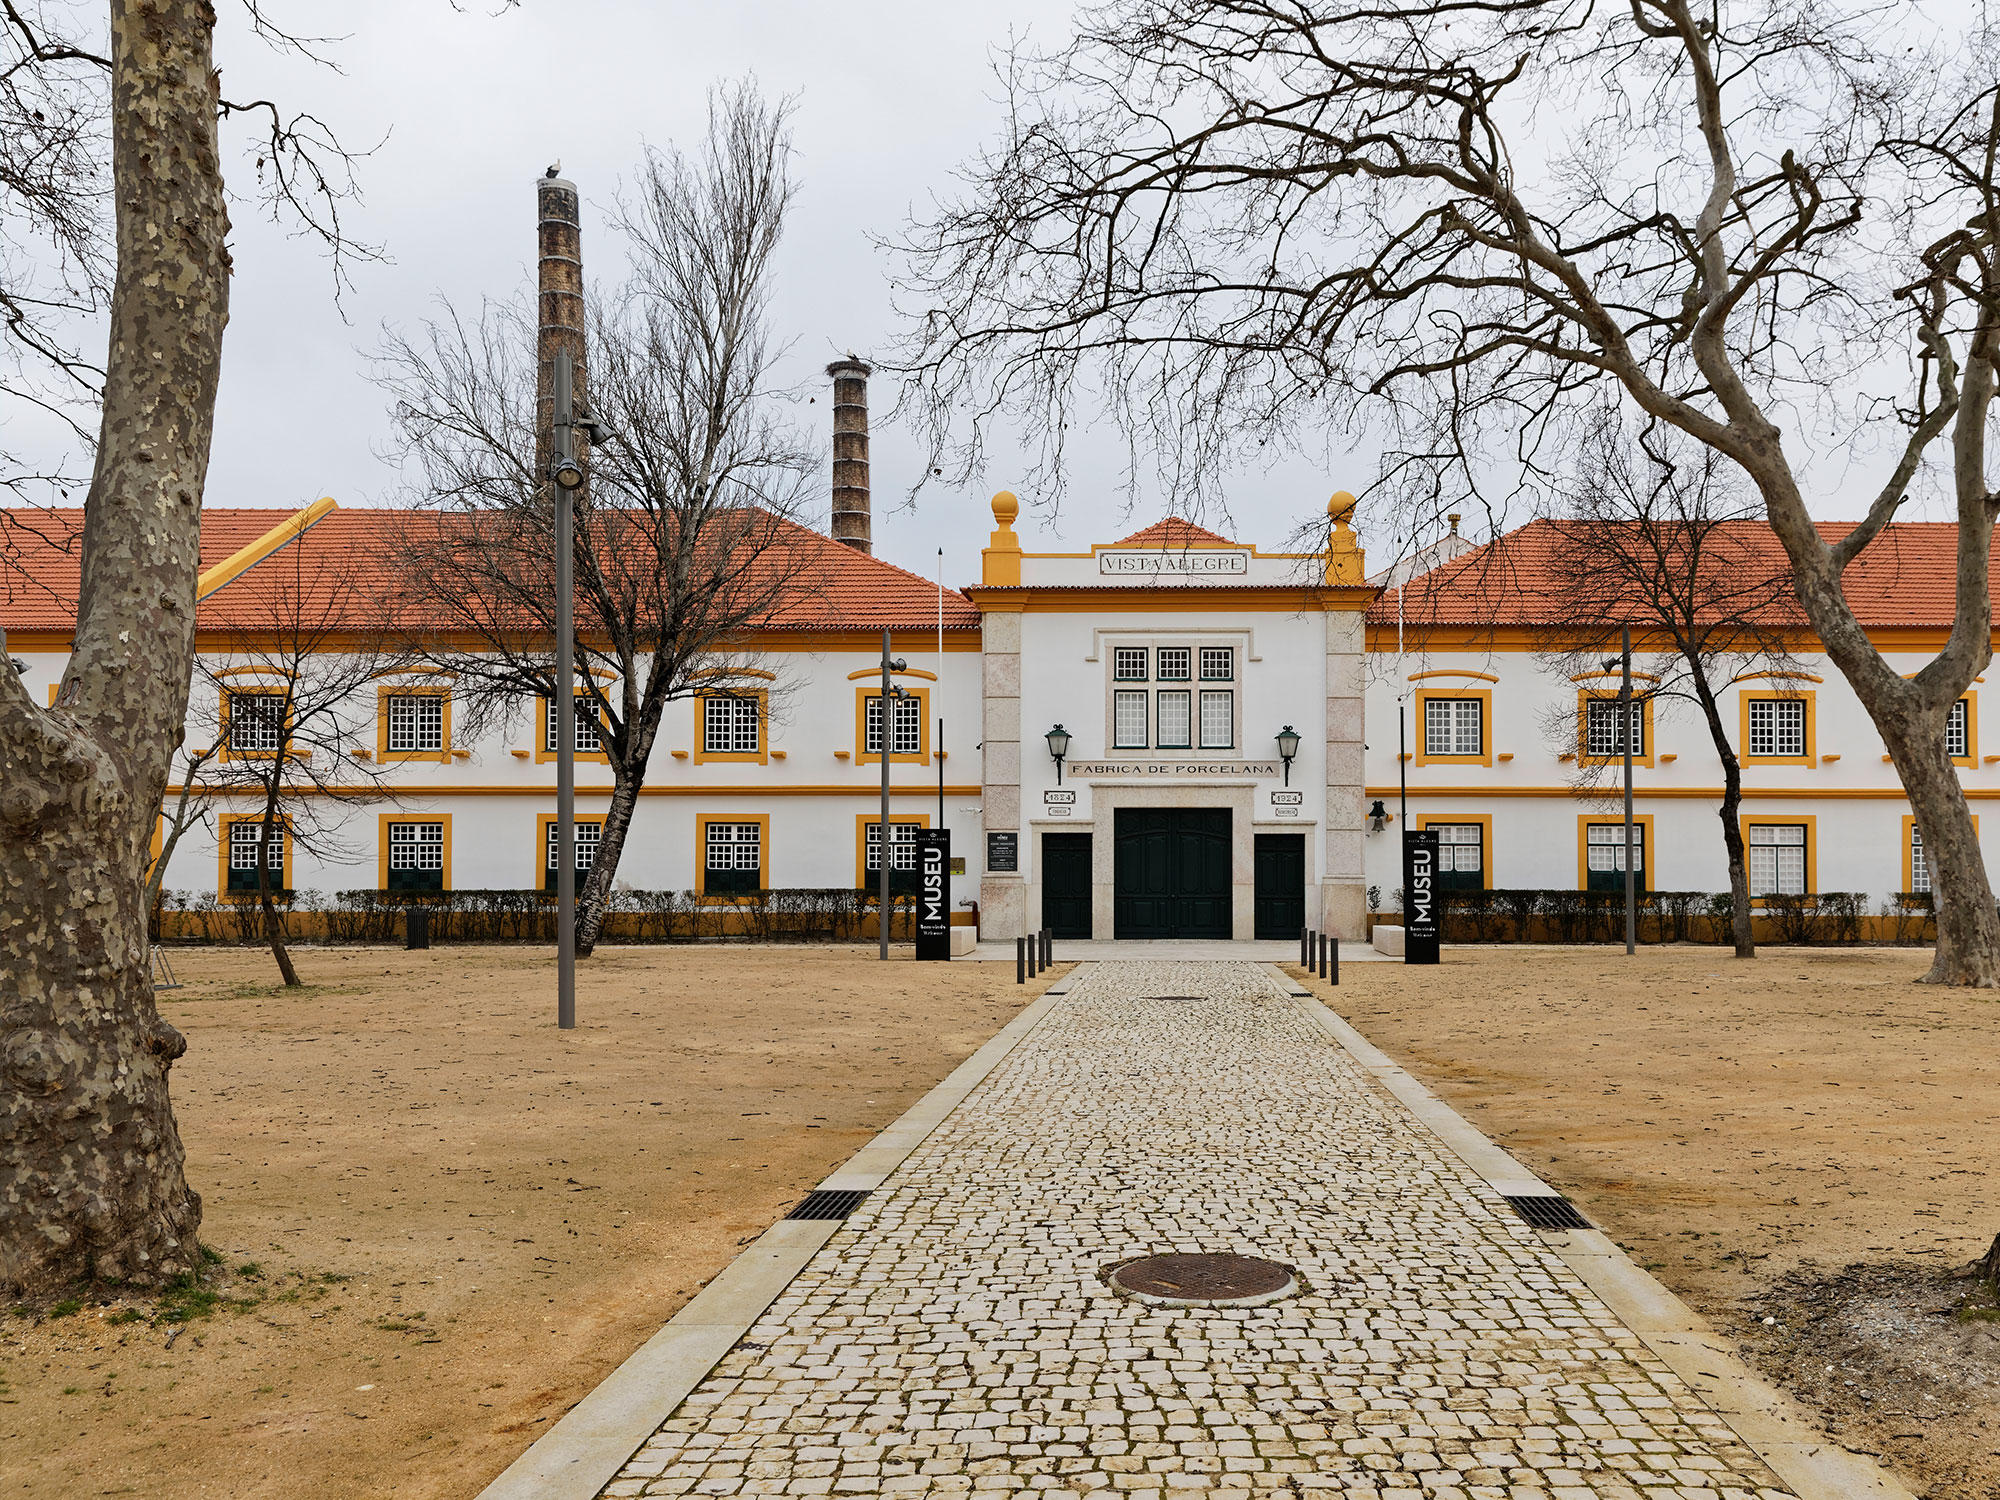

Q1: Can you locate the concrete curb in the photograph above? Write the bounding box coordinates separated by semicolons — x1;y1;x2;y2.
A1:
475;965;1092;1500
1265;964;1914;1500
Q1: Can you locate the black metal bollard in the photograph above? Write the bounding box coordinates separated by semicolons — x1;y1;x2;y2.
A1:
406;907;430;951
1016;935;1026;984
1318;930;1327;980
1329;931;1340;986
1301;927;1310;968
1041;928;1051;968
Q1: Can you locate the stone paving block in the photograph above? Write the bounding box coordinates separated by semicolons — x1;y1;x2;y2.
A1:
605;964;1795;1499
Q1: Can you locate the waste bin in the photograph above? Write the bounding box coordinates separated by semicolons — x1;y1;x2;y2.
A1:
406;908;430;950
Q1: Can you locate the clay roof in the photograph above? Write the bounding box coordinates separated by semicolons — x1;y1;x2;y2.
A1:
1111;517;1236;549
0;504;980;637
1368;518;2000;632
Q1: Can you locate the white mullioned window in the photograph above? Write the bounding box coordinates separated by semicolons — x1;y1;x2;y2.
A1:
545;695;603;753
229;820;284;871
229;692;286;753
1586;823;1643;874
865;693;923;756
1199;646;1234;681
865;820;918;872
704;694;761;754
388;821;444;871
1746;697;1805;757
1198;689;1234;749
1155;690;1191;749
1436;824;1483;874
387;694;444;753
546;820;601;872
1113;646;1149;681
1424;697;1482;757
1947;699;1970;759
1748;823;1808;896
1156;647;1191;681
1113;690;1149;749
705;822;761;870
1585;698;1643;758
1911;823;1930;894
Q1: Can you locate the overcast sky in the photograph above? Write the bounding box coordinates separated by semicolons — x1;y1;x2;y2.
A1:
178;0;1343;594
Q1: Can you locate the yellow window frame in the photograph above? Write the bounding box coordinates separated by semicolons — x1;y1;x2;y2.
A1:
1575;689;1656;769
1412;687;1492;768
696;813;772;900
1737;689;1816;767
1416;814;1493;891
1575;813;1655;892
376;812;454;893
376;684;453;764
1739;814;1817;904
216;811;293;901
854;812;931;888
855;683;931;767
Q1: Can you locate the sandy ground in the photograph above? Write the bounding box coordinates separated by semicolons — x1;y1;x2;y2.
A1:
1;945;1063;1500
1292;945;2000;1500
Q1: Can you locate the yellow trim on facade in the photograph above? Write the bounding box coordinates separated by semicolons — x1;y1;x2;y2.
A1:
696;812;772;898
1739;813;1818;902
1575;813;1654;892
1575;687;1656;769
692;688;771;766
217;685;291;764
855;683;931;767
847;665;939;681
376;812;454;893
853;811;930;889
1417;813;1493;890
1412;686;1493;769
375;683;452;764
196;497;338;600
1953;692;1979;769
1732;668;1825;685
1408;668;1498;683
1370;783;2000;800
169;782;985;799
1738;688;1816;768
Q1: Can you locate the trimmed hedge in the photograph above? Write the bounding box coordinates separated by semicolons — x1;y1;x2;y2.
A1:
1391;888;1938;945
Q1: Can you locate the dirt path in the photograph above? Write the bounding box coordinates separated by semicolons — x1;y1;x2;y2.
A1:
2;945;1058;1500
1291;945;2000;1500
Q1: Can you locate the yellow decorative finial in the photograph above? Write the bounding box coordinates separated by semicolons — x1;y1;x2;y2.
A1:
1325;490;1363;586
983;490;1023;585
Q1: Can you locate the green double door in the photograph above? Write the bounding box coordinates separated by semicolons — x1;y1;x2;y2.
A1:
1113;808;1232;939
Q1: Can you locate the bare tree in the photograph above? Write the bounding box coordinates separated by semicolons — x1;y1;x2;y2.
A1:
1529;423;1806;957
378;84;819;955
193;538;410;985
0;2;373;1296
145;732;223;922
894;1;2000;984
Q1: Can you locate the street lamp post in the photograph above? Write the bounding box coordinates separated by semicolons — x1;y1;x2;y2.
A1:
880;629;907;960
1601;626;1636;956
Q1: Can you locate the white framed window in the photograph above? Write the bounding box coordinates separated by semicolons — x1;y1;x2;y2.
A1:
705;822;761;870
865;693;923;756
228;693;286;753
1156;647;1191;682
387;694;444;753
1746;697;1805;757
703;695;761;754
229;820;284;871
864;820;918;872
1424;697;1482;757
1586;822;1643;873
545;695;603;753
1585;698;1643;758
388;821;444;871
1947;699;1970;759
1436;824;1483;874
1911;823;1930;894
1748;823;1807;896
1155;690;1191;749
1113;647;1149;681
1198;689;1234;749
546;819;601;872
1113;689;1149;749
1199;646;1234;681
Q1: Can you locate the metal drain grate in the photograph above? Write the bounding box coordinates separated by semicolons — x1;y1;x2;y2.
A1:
1505;1194;1592;1230
787;1188;870;1221
1146;996;1209;1003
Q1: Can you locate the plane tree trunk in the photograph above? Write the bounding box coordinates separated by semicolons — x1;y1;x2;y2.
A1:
0;0;229;1295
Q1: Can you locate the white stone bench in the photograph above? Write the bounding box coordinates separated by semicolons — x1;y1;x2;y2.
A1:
1371;925;1405;957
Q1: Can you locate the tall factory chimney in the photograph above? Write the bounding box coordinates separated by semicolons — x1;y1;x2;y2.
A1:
827;357;872;553
535;167;586;503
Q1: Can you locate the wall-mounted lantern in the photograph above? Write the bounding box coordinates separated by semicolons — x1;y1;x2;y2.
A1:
1275;725;1301;785
1046;723;1071;785
1367;798;1390;834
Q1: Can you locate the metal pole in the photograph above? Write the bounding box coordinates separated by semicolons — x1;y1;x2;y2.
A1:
1622;623;1636;956
554;352;577;1030
880;628;893;961
1330;931;1340;986
1398;702;1407;826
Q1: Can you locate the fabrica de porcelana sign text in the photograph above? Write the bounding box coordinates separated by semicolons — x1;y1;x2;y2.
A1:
1067;761;1282;777
1098;550;1249;575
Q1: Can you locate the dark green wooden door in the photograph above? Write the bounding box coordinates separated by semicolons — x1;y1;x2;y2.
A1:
1253;833;1305;940
1041;832;1093;938
1113;808;1232;939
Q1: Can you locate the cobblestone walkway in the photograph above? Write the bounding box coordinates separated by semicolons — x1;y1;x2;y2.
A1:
606;962;1792;1499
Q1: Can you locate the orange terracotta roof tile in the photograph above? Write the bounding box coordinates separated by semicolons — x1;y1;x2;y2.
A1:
1112;517;1237;549
1368;518;2000;632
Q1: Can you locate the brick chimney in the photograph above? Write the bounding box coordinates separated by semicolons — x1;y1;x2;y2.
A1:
827;358;872;553
535;168;585;504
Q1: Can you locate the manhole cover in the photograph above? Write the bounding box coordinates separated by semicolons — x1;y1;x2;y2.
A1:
1106;1253;1299;1307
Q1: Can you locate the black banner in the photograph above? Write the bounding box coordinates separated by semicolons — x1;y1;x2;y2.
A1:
915;829;952;962
1402;828;1441;965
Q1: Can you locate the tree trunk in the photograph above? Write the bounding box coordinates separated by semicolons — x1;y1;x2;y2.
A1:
0;0;229;1295
1717;773;1754;959
1883;721;2000;986
255;794;299;988
575;774;642;957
